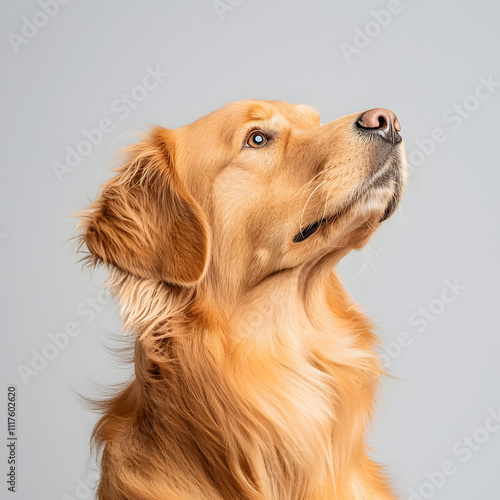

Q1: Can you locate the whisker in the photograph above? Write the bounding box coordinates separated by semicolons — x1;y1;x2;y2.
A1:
369;243;383;262
298;179;329;229
363;241;379;274
320;182;337;223
293;164;336;200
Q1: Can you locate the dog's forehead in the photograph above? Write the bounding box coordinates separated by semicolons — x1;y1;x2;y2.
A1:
226;100;320;128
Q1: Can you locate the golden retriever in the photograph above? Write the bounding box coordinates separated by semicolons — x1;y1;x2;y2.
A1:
77;100;407;500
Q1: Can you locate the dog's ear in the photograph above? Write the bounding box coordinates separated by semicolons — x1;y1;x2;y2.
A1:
77;127;210;286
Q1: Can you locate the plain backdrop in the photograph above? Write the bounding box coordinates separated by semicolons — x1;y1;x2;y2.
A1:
1;1;499;499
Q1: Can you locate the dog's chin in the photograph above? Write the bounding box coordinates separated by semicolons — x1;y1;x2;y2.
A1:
354;156;406;224
379;191;400;222
360;179;402;224
336;173;403;227
292;152;406;257
317;159;405;252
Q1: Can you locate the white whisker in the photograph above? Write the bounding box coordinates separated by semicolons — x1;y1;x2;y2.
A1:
320;182;337;222
293;164;335;200
298;179;329;229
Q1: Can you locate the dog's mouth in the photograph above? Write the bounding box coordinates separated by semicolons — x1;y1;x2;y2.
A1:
293;157;404;243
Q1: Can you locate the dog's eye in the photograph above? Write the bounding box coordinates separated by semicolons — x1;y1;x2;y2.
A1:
246;131;268;148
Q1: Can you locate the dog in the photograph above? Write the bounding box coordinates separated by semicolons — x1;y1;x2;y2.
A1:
77;99;407;500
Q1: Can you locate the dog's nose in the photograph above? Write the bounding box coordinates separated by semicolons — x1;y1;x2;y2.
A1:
356;108;402;144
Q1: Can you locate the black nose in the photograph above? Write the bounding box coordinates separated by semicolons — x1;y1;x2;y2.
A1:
356;108;402;144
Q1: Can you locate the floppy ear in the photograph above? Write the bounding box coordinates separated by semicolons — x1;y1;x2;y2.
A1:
77;127;210;286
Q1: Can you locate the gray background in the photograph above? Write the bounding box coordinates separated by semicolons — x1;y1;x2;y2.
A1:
1;1;499;499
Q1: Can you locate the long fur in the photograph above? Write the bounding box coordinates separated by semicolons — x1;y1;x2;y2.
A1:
77;100;405;500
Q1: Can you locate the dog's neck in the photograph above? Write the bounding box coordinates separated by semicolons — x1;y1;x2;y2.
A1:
103;265;383;498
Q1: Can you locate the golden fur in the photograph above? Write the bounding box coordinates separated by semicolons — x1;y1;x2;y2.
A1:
77;100;407;499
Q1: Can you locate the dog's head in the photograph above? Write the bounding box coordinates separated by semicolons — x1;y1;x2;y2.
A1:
78;100;406;293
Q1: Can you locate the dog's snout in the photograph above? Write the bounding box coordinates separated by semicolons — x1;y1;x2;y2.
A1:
356;108;402;144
